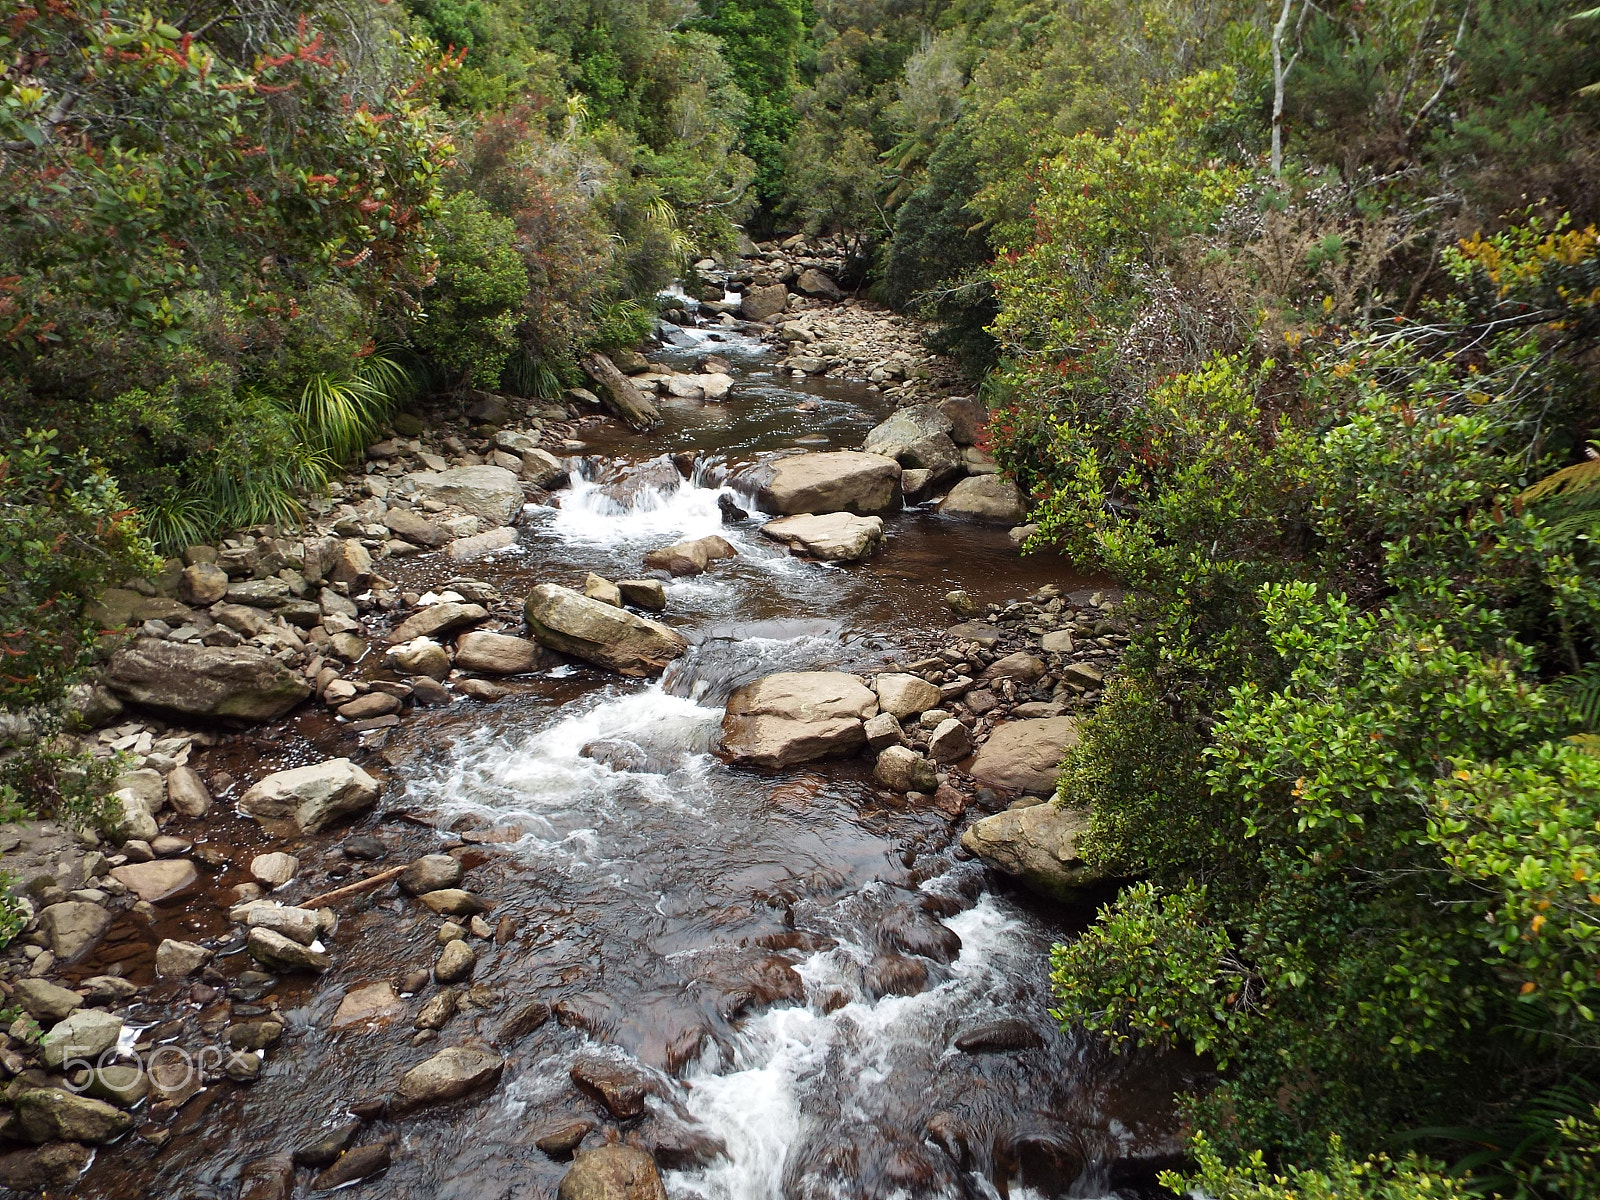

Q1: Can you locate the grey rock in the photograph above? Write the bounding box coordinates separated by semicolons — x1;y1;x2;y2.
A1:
40;1008;122;1068
760;512;884;562
746;451;901;516
959;802;1103;899
874;745;938;793
455;631;543;675
928;718;973;763
237;758;380;834
524;584;688;677
434;938;476;984
939;475;1025;524
408;465;525;525
247;926;331;973
37;901;112;961
391;1046;504;1113
386;601;490;645
969;718;1082;795
399;854;463;896
106;641;310;720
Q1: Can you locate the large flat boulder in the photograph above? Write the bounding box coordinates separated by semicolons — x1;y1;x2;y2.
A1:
721;671;877;769
525;584;687;677
238;758;381;834
739;283;789;321
939;474;1025;524
747;452;901;516
959;803;1103;899
408;466;524;524
106;640;310;721
968;717;1080;794
760;512;884;562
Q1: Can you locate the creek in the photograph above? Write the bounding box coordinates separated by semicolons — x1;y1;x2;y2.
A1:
78;322;1199;1200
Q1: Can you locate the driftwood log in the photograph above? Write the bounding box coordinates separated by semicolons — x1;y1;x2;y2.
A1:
581;351;662;432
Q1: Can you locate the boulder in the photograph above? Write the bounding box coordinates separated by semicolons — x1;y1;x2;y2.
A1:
400;854;463;896
388;637;451;680
795;268;844;299
0;1143;93;1191
338;692;399;721
584;573;623;607
748;452;901;516
617;579;667;611
250;851;300;887
109;858;197;903
959;802;1103;899
582;352;662;431
165;765;212;817
521;448;569;489
238;900;321;945
644;534;737;577
37;902;112;961
14;979;83;1023
899;433;964;485
386;601;489;644
864;711;907;751
391;1047;505;1113
447;526;518;561
1039;630;1075;655
408;465;525;524
939;395;987;445
248;926;331;973
739;283;789;321
454;631;543;675
939;475;1025;524
418;888;486;916
178;562;229;605
874;674;942;719
237;758;381;834
968;717;1081;795
106;641;310;721
524;584;688;677
928;718;973;763
320;539;373;589
982;652;1047;684
156;938;213;977
434;938;476;984
760;512;884;562
861;403;954;460
14;1089;133;1144
40;1009;122;1068
721;672;877;769
384;507;448;548
558;1146;669;1200
874;745;938;793
570;1057;652;1119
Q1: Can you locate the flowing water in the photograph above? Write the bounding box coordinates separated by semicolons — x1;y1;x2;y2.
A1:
76;322;1201;1200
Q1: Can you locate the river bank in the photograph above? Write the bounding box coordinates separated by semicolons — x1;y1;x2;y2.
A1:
0;249;1200;1200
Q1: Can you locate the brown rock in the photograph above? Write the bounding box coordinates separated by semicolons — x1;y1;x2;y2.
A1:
109;858;197;903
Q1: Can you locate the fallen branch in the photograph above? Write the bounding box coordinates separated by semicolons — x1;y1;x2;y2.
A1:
295;864;406;910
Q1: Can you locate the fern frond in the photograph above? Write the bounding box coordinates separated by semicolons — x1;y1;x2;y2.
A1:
1564;666;1600;733
1521;456;1600;504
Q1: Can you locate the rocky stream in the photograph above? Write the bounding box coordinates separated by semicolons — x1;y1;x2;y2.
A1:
0;239;1204;1200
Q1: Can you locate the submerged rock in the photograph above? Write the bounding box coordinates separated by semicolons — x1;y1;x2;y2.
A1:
390;1046;505;1113
959;802;1104;900
524;584;688;677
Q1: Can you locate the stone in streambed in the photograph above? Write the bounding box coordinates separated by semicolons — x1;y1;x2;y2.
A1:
569;1055;651;1119
312;1144;391;1191
959;802;1103;900
37;901;112;962
455;631;543;674
584;572;623;606
248;926;331;973
400;854;463;895
418;888;486;916
292;1120;361;1168
165;765;212;817
434;938;476;984
739;283;789;321
388;637;451;680
448;526;518;561
874;673;941;719
954;1019;1044;1053
968;717;1080;795
249;851;299;888
40;1009;122;1068
178;561;229;605
390;1046;505;1113
105;641;309;720
644;534;736;576
386;601;489;644
0;1143;93;1191
156;938;213;977
14;1088;133;1144
617;579;666;611
13;979;82;1023
746;451;901;516
874;745;938;793
939;474;1025;524
237;757;380;834
415;988;460;1031
331;982;405;1029
928;718;973;763
384;506;448;547
524;584;687;677
558;1144;669;1200
338;691;401;720
863;711;906;751
760;512;884;562
982;651;1046;684
408;465;524;524
720;671;877;769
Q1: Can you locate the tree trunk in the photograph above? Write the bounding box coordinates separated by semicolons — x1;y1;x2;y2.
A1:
581;352;662;432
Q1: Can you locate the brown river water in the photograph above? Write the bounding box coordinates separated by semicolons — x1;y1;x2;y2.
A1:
67;322;1202;1200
